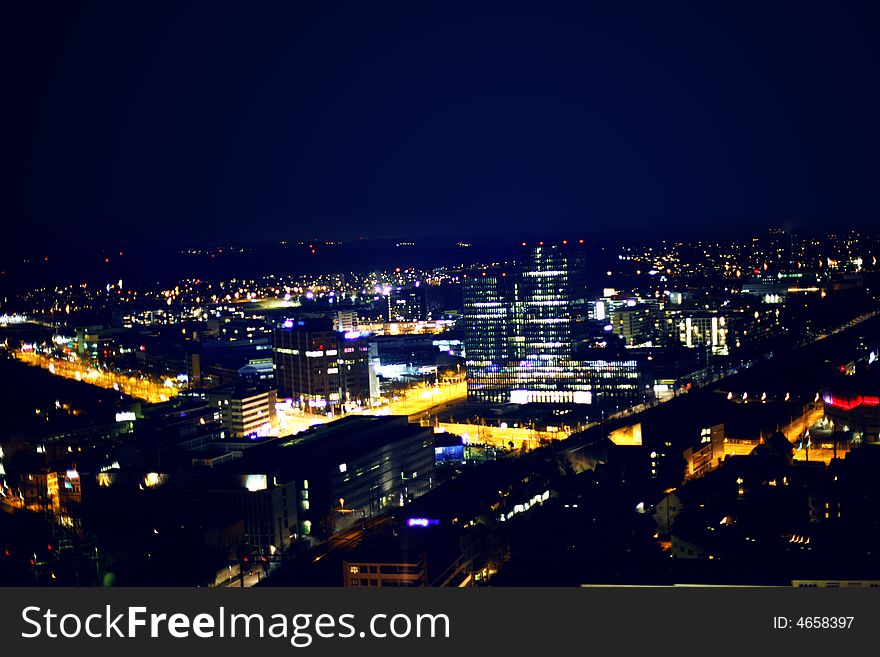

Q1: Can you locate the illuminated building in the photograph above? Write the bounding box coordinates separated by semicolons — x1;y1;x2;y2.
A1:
570;356;643;409
207;385;278;439
238;415;435;542
434;434;465;465
343;553;428;587
86;416;435;553
519;243;572;363
333;309;358;333
236;357;275;385
338;333;376;406
741;272;827;303
273;318;339;407
463;242;633;406
668;305;783;355
822;384;880;444
462;269;517;402
503;243;594;402
676;313;729;355
342;531;471;587
388;286;427;322
367;334;460;385
272;317;376;413
609;303;656;346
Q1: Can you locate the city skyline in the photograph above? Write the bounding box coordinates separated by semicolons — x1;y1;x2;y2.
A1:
4;2;880;594
3;226;879;587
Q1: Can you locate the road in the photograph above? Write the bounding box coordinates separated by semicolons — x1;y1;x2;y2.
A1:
14;349;178;403
368;381;467;418
213;562;269;588
273;381;467;439
312;516;393;563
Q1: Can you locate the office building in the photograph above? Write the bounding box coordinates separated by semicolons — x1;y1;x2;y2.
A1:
609;303;656;346
462;269;517;403
229;415;436;543
333;310;358;333
207;385;278;439
389;286;427;322
273;317;376;413
462;242;607;405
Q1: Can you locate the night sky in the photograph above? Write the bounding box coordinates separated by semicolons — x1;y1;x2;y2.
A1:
3;1;880;253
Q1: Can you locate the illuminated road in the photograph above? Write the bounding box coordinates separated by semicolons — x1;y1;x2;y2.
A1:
272;381;467;440
213;562;271;588
275;407;331;436
429;420;573;450
811;308;880;343
367;381;467;418
14;350;179;403
786;407;848;464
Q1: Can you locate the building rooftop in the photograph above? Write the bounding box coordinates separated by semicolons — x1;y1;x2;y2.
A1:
224;415;429;477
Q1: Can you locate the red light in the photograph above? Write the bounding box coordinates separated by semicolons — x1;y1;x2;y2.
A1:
47;544;53;551
242;556;249;562
827;394;880;411
4;549;9;557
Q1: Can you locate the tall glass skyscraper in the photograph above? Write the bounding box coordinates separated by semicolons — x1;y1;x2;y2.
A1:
464;242;590;404
461;269;516;403
519;243;571;361
463;241;645;407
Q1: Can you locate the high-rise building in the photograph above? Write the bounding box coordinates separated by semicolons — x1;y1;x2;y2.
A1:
273;317;376;413
462;269;517;402
273;317;339;409
337;334;375;405
463;242;601;405
389;286;427;322
519;243;573;360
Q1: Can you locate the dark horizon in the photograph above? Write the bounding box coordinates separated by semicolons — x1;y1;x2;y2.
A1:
4;1;880;251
